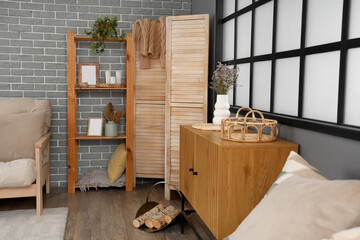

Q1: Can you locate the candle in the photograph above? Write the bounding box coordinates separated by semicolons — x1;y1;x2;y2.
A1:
105;71;111;84
116;71;121;84
110;76;116;84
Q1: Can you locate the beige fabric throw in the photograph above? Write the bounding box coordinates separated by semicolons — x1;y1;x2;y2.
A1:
135;17;166;69
77;169;125;192
159;16;166;68
135;18;151;69
149;20;160;59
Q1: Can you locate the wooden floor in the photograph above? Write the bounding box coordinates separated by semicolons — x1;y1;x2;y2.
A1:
0;183;217;240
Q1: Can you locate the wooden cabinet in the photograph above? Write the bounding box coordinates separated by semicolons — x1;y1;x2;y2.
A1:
180;125;298;239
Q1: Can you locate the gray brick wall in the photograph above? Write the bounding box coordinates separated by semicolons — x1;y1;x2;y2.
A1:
0;0;191;187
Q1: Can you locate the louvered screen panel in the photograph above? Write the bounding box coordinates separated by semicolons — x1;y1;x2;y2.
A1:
134;103;165;178
133;26;166;179
135;57;165;103
165;14;209;198
169;106;204;185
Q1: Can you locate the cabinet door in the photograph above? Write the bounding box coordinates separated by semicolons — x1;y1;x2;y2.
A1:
193;135;218;235
180;125;195;206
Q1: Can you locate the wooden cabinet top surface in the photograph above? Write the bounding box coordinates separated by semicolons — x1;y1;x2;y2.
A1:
181;125;298;149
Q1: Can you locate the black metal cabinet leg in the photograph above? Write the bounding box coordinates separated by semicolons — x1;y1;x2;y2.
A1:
181;192;185;234
179;192;202;240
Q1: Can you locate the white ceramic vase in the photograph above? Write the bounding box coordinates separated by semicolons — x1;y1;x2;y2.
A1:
212;94;230;125
105;71;111;84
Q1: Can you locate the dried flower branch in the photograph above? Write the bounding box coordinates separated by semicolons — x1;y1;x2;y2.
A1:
210;62;239;95
113;110;123;122
103;102;123;123
103;102;113;121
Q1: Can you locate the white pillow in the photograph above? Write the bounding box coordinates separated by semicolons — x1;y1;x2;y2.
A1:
0;159;36;188
323;227;360;240
225;152;360;240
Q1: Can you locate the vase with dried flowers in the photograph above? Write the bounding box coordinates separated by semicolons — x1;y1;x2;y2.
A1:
103;102;123;137
210;62;239;125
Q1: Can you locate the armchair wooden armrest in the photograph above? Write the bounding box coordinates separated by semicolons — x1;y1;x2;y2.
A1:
35;132;52;150
35;131;51;216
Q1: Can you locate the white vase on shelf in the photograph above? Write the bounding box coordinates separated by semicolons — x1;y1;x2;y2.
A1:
116;71;121;84
212;94;230;125
110;76;116;84
105;71;111;84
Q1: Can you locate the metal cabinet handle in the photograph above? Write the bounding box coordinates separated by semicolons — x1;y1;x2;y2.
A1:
193;172;198;176
189;168;194;172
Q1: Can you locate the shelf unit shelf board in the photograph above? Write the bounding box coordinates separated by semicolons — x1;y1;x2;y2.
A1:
75;183;127;189
75;87;127;90
74;36;127;42
75;134;126;140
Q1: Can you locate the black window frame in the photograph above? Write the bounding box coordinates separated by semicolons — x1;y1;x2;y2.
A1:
215;0;360;141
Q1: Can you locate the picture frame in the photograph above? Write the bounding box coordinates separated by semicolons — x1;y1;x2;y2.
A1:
87;117;103;136
78;63;99;87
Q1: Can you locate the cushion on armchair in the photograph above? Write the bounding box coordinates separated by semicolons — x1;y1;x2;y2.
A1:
0;98;51;134
0;111;45;162
0;159;36;187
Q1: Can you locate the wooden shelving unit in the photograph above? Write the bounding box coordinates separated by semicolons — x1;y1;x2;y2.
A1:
66;31;134;193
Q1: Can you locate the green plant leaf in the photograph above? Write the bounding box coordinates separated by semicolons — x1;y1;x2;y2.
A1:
84;16;119;54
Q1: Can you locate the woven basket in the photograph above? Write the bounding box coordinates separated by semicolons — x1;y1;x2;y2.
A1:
192;123;241;131
221;107;278;143
96;83;125;88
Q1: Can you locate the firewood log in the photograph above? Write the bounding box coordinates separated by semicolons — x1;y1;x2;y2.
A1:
145;206;176;229
165;209;181;224
153;217;166;229
132;204;165;228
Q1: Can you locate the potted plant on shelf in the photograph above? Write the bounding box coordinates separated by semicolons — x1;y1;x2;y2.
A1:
210;62;239;125
103;102;123;137
85;16;126;54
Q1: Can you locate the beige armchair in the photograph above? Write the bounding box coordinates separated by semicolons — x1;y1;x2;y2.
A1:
0;98;52;216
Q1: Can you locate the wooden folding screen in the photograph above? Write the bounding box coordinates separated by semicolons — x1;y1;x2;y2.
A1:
133;55;166;179
165;14;209;199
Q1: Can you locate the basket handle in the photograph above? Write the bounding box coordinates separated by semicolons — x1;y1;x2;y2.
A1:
145;181;182;203
244;110;265;122
236;107;254;118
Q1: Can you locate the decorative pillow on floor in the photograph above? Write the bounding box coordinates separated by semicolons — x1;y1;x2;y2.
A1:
107;142;127;184
225;152;360;240
322;227;360;240
0;159;36;188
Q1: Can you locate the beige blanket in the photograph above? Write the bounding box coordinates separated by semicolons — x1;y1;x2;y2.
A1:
135;17;166;69
77;169;125;192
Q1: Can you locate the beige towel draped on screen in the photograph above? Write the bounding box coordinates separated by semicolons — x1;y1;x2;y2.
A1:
135;16;166;69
